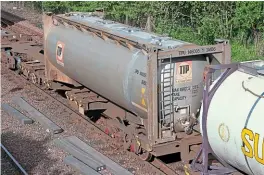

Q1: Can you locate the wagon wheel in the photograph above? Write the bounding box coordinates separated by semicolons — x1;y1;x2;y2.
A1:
139;150;153;162
24;69;30;79
15;68;22;75
123;133;132;151
39;78;43;86
43;80;51;90
75;100;79;106
29;73;38;84
7;58;15;69
65;91;69;99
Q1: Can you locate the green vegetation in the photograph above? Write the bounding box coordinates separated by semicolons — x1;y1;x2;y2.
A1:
42;1;264;62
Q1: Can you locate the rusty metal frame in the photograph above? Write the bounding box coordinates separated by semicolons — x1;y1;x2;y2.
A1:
157;40;231;64
190;63;239;175
147;41;231;146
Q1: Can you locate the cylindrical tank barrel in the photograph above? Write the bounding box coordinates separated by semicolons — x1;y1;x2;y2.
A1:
46;19;208;124
200;69;264;175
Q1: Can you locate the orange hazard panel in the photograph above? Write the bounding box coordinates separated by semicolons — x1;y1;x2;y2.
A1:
56;41;65;67
175;61;192;84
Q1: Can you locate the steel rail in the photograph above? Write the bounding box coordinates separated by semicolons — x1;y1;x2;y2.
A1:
1;18;14;26
5;54;178;175
1;143;28;175
1;10;25;23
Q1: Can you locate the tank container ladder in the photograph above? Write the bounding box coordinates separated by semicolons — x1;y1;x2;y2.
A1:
159;55;174;136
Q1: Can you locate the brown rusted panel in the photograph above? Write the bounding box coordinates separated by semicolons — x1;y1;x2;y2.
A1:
151;140;181;157
147;53;154;144
157;44;224;59
180;134;202;162
43;13;54;42
151;53;159;144
150;133;201;159
156;42;231;66
45;58;81;86
223;41;231;64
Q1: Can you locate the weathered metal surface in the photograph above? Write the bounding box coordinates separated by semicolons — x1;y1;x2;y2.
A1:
44;58;81;87
179;134;201;162
12;97;63;134
63;156;101;175
54;13;189;52
64;136;133;175
54;138;106;172
1;103;33;124
1;143;28;175
150;133;201;160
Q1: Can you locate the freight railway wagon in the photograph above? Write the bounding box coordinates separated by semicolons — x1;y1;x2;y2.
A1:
43;12;231;162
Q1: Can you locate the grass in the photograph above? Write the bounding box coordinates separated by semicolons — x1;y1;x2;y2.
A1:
156;26;264;63
231;41;264;62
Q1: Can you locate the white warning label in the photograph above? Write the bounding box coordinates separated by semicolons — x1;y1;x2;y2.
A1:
56;41;65;67
175;61;192;84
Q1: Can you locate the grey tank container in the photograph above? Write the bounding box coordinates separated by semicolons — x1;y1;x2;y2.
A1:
46;13;208;124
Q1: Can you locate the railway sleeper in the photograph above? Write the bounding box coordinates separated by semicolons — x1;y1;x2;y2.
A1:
1;33;33;43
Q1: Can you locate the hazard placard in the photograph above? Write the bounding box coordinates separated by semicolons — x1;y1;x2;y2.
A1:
141;87;146;106
175;61;192;84
56;41;65;67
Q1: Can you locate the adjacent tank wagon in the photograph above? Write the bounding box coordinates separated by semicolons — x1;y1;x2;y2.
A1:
192;60;264;175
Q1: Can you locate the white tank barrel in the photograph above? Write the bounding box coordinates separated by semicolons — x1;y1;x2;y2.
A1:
200;60;264;175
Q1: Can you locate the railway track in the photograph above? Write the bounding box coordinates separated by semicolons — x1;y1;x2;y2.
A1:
1;143;28;175
1;10;25;26
1;10;187;175
1;10;43;43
